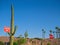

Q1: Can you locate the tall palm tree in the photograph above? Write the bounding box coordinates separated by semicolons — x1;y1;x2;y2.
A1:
42;29;46;39
42;29;44;39
50;30;52;34
55;27;60;38
53;31;55;38
44;31;46;39
41;29;46;45
56;31;58;38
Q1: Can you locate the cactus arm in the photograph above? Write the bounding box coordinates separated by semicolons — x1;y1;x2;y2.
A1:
12;26;17;35
8;32;11;36
14;26;17;34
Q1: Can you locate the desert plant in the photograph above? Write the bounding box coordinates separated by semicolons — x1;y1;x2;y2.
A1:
17;38;26;45
13;42;18;45
47;42;51;45
0;41;4;45
8;5;17;45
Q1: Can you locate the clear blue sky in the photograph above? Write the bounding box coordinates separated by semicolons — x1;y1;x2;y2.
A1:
0;0;60;38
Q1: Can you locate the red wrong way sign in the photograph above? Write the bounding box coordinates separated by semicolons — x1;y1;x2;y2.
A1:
4;26;10;33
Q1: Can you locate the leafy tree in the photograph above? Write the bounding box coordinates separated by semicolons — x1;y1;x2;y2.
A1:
24;31;28;38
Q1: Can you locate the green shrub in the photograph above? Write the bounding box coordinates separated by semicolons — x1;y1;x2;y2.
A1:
47;42;51;45
13;42;18;45
0;41;4;45
17;38;26;45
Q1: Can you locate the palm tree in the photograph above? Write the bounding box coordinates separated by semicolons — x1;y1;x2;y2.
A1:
42;29;46;39
50;30;52;34
56;32;58;38
42;29;44;39
53;31;55;38
43;30;46;39
55;27;60;38
41;29;46;45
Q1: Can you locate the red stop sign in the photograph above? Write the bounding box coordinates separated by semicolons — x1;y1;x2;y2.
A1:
4;26;10;33
49;34;54;39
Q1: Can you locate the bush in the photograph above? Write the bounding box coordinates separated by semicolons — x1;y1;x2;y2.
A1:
13;42;18;45
17;38;26;45
0;41;4;45
6;42;18;45
47;42;51;45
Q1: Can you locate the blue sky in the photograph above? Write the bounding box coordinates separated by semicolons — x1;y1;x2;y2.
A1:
0;0;60;38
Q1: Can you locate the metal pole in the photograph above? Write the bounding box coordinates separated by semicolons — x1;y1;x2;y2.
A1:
5;32;7;45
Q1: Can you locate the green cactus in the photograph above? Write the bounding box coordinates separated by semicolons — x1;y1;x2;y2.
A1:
8;4;17;45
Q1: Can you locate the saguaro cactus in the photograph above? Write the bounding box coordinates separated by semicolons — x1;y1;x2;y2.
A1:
8;5;17;45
